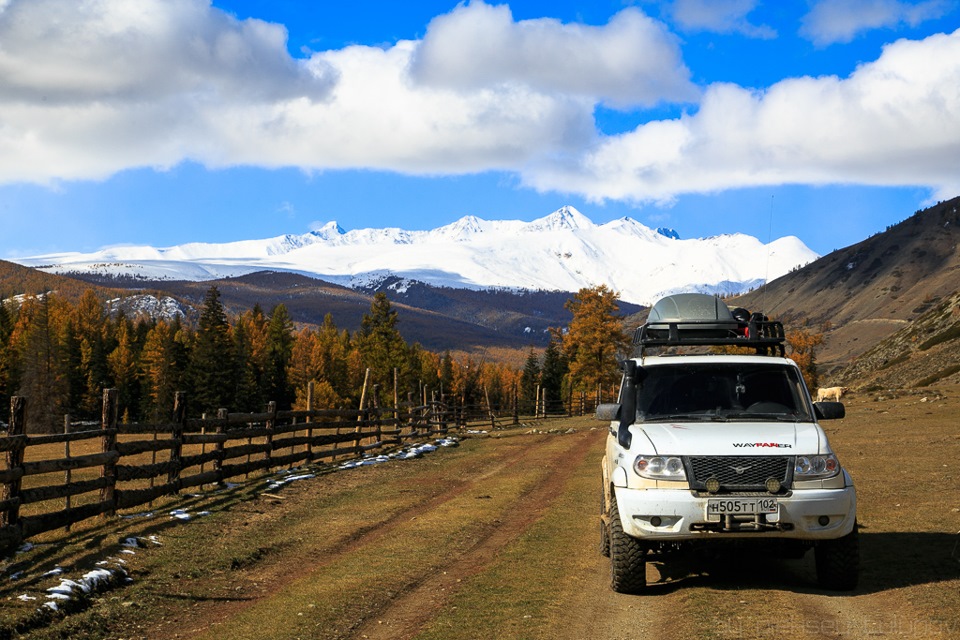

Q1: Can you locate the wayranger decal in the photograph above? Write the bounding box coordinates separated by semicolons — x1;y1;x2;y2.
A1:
732;442;793;448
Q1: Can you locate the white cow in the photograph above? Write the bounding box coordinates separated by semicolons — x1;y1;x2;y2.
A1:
816;386;848;402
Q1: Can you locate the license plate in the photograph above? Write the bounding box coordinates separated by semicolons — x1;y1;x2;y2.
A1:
706;497;778;515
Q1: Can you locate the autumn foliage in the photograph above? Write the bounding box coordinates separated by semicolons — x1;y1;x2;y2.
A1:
0;281;640;432
785;327;825;391
0;286;540;432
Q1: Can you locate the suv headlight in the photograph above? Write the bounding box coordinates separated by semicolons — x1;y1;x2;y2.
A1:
634;455;686;480
794;454;840;479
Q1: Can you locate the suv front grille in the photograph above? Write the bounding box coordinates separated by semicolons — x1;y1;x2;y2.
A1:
687;456;793;492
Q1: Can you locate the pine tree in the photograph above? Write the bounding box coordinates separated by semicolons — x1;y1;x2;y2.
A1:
232;306;269;412
139;320;179;421
438;351;455;402
315;314;350;399
59;318;84;416
107;315;140;420
407;343;439;406
230;314;257;412
540;338;568;415
189;287;237;414
10;295;68;432
519;348;541;415
265;304;295;408
357;293;408;405
72;290;110;419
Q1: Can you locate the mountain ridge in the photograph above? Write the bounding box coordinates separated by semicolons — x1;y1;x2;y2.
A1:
730;195;960;379
14;206;817;306
5;198;960;381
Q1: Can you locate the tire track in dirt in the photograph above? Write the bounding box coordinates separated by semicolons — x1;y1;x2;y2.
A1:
351;430;600;640
167;433;588;640
548;554;693;640
558;552;959;640
762;586;958;639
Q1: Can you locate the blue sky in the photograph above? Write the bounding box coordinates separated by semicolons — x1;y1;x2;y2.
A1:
1;0;958;259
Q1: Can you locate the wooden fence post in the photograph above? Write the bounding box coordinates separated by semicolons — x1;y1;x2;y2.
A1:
169;391;186;492
372;384;381;447
406;391;415;438
100;389;119;517
64;415;72;529
306;382;314;461
265;401;276;471
215;408;227;485
2;396;27;528
357;368;370;436
199;413;208;487
393;368;399;427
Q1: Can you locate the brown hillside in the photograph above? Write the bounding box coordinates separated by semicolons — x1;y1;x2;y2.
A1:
0;259;122;301
124;271;571;356
832;289;960;390
731;196;960;376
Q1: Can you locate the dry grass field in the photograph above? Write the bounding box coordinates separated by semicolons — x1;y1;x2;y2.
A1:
1;382;958;639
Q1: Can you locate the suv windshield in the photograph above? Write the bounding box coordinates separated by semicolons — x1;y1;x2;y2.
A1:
632;362;814;422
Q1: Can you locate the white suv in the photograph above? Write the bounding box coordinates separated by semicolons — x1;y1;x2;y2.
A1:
598;294;858;593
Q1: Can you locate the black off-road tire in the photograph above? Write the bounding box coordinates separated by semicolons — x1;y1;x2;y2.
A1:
815;525;860;591
608;492;647;594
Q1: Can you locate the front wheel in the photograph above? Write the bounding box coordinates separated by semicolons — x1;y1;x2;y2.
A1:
815;525;859;590
608;491;647;594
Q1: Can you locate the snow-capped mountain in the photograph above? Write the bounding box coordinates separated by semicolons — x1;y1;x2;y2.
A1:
15;206;818;306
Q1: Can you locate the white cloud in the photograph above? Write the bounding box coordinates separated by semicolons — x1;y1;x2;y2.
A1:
0;0;659;183
800;0;952;46
224;40;597;173
0;0;332;103
668;0;775;38
0;0;337;182
0;0;958;211
409;2;699;108
524;29;960;204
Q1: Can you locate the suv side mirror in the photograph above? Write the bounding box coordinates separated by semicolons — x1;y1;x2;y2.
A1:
596;403;622;421
814;401;845;420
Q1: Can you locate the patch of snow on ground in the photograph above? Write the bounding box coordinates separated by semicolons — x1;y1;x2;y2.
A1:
13;435;463;618
338;437;459;470
40;564;129;611
120;511;155;519
265;469;317;492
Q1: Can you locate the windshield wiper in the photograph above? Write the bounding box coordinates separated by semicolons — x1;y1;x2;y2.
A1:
725;412;800;422
643;413;728;422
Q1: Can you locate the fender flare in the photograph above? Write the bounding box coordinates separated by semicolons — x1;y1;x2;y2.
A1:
611;465;628;488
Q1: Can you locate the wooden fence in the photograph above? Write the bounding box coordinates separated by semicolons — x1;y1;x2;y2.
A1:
0;384;453;555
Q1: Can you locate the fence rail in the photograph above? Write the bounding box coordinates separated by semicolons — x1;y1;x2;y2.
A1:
0;385;454;555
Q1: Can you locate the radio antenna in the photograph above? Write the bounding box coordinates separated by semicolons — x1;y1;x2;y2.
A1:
761;194;774;312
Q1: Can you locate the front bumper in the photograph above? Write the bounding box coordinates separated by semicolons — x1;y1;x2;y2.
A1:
613;485;856;541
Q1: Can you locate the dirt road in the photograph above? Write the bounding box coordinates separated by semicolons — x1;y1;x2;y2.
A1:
4;387;959;639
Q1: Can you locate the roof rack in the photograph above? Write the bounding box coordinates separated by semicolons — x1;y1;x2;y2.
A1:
634;317;786;357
